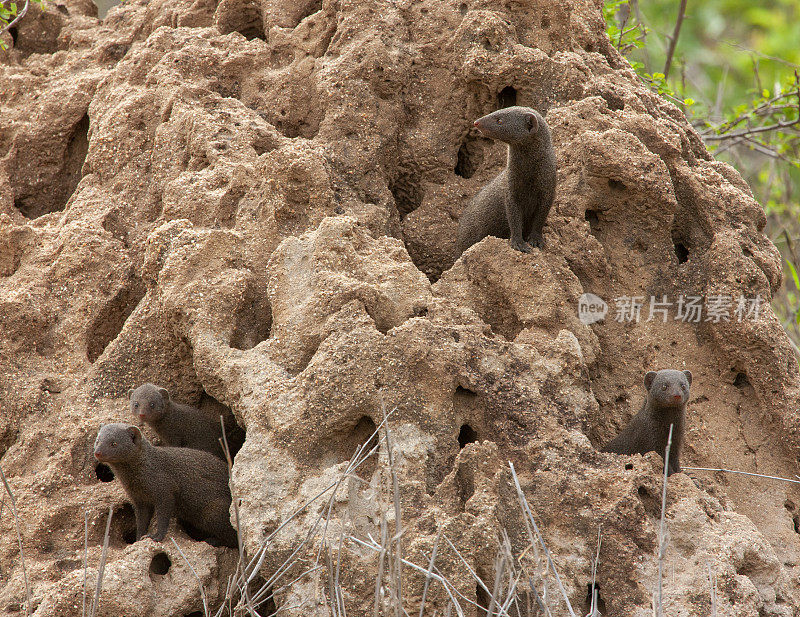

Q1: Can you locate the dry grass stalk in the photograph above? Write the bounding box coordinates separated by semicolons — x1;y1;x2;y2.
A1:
655;424;674;617
0;465;31;616
90;506;113;617
82;511;89;617
171;538;210;617
508;462;576;617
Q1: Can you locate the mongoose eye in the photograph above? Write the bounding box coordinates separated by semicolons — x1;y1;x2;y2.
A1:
111;441;117;447
150;402;155;408
496;118;503;125
134;402;139;409
661;384;667;391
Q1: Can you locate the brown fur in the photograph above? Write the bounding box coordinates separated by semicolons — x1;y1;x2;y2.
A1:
457;106;557;254
94;423;237;547
128;383;244;460
602;369;692;476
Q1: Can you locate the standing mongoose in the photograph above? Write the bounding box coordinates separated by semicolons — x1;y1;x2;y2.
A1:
129;383;244;460
457;106;557;254
602;369;692;476
93;423;237;547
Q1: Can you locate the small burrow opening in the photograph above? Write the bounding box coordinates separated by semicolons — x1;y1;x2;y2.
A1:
107;503;137;545
476;583;490;614
16;113;90;219
454;135;484;179
229;284;272;351
389;171;425;219
9;26;18;46
793;515;800;534
238;21;266;41
349;415;379;479
585;209;600;233
253;587;277;616
624;462;633;470
733;372;750;389
184;613;204;617
671;227;690;264
541;15;550;28
458;424;478;448
87;275;146;363
214;1;265;40
197;391;245;459
455;385;477;399
608;178;625;191
785;500;795;511
497;86;517;108
95;463;114;482
600;91;625;111
674;242;689;263
636;485;659;517
585;583;606;614
459;3;467;15
149;552;171;576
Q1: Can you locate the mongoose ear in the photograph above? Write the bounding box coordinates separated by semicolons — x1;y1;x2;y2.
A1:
683;370;693;385
644;371;657;391
525;112;539;133
127;425;142;444
157;387;170;401
127;388;134;399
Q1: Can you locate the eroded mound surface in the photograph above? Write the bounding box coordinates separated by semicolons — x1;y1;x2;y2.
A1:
2;0;800;615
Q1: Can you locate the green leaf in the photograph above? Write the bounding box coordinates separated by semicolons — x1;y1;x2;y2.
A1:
786;258;800;291
683;98;695;106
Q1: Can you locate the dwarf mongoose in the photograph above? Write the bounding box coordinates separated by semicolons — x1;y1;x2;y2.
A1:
602;369;692;476
457;106;557;254
129;383;244;460
94;423;237;547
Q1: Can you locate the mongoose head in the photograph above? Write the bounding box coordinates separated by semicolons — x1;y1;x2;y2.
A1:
645;369;692;408
94;423;144;463
128;383;170;423
473;106;545;145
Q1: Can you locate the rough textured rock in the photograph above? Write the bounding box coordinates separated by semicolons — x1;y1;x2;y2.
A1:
2;0;800;615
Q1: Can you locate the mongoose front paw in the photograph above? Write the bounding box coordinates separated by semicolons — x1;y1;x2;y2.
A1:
510;238;533;253
526;232;544;248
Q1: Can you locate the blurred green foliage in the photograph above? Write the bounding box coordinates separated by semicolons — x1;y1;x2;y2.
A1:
1;0;44;50
605;0;800;352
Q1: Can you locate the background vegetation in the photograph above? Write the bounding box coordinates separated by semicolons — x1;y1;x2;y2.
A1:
606;0;800;352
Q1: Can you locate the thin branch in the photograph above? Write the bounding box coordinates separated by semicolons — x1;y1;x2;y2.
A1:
0;466;30;616
703;117;800;141
663;0;687;79
0;0;30;40
683;466;800;484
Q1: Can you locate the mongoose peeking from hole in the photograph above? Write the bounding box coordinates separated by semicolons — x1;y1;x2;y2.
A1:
602;369;692;476
457;106;557;255
93;423;237;547
129;383;244;460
